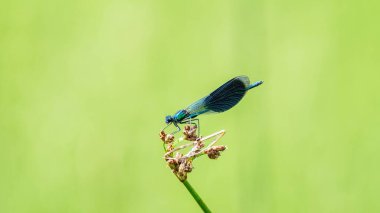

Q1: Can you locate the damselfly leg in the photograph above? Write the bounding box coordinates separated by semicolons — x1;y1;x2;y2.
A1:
172;123;181;134
162;123;181;135
162;120;199;136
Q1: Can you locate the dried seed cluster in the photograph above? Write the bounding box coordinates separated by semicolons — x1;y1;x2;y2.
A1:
160;125;226;182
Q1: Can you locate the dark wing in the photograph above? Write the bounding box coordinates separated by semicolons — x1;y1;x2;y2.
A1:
204;76;250;112
185;76;251;117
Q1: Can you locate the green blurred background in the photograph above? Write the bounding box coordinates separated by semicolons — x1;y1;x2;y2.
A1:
1;0;379;212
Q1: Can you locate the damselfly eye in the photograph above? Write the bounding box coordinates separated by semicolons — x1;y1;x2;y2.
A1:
165;116;173;124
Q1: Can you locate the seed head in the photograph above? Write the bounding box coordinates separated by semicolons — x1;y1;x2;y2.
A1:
204;145;227;159
183;125;198;141
161;126;226;181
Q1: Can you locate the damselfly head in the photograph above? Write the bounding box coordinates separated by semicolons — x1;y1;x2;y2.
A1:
165;115;173;124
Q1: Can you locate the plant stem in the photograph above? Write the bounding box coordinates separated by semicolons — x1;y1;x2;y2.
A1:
182;180;211;213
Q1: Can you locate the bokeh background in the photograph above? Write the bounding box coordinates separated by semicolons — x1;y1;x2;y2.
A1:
1;0;379;212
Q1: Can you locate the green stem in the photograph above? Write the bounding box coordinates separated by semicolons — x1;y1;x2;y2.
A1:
182;180;211;213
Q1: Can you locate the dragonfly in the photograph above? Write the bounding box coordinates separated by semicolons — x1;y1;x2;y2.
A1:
163;76;263;135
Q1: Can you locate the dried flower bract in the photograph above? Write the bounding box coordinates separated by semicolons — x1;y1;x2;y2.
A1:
160;125;226;181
